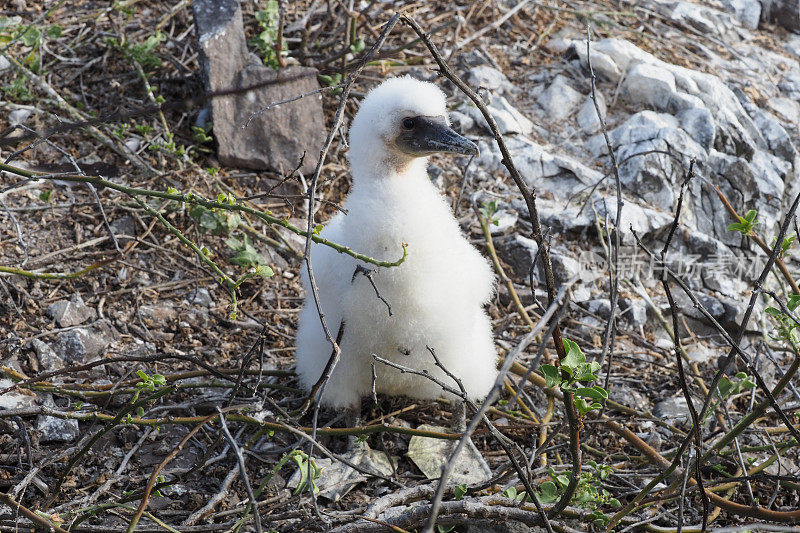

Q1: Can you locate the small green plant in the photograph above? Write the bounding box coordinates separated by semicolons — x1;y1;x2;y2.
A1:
502;485;528;502
290;450;321;495
765;295;800;347
109;31;166;70
123;370;167;422
540;339;608;416
317;73;343;95
38;189;53;203
479;200;499;226
535;461;620;526
453;483;467;500
250;1;282;69
192;124;213;144
189;204;241;236
2;76;34;103
727;209;758;236
225;235;269;268
133;123;154;136
774;233;797;259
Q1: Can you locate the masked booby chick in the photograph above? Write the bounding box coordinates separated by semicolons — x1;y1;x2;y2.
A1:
295;76;498;419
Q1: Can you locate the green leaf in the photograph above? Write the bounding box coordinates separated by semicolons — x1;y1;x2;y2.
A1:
45;25;62;39
538;481;559;503
21;27;40;47
454;483;467;500
727;223;744;233
788;294;800;311
744;209;757;222
540;364;560;388
717;376;733;399
226;235;267;267
561;338;586;370
39;189;52;202
576;386;608;400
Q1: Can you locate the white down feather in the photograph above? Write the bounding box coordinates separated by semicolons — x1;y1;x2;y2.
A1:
295;76;498;409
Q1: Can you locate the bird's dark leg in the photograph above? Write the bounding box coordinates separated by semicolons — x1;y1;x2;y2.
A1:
452;399;467;433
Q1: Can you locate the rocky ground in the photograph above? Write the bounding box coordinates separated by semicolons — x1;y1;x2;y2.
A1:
1;0;800;531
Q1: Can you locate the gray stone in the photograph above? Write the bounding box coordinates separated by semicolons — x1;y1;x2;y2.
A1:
678;107;715;152
620;297;648;327
139;301;176;323
496;234;539;279
668;2;719;33
768;97;800;123
193;0;325;174
465;65;518;95
551;252;582;283
489;209;518;235
54;320;116;363
0;378;36;409
185;288;214;307
29;339;63;372
720;0;762;29
761;0;800;33
449;110;475;132
751;109;797;162
46;293;95;327
654;396;687;424
479;136;599;198
569;42;624;83
536;75;583;120
593;197;674;240
589;111;706;209
623;63;676;109
576;93;606;132
8;109;31;126
36;415;80;443
110;215;137;238
586;298;611;319
460;96;533;135
537;200;594;234
785;36;800;57
0;55;10;71
613;384;649;411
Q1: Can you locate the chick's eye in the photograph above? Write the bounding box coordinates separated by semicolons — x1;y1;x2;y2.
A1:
402;117;415;130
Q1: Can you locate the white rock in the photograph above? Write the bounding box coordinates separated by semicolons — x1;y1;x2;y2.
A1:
669;2;718;34
623;63;677;110
0;55;10;71
720;0;761;29
768;97;800;123
536;75;583;120
489;209;518;234
0;379;36;410
36;416;80;443
465;65;517;95
576;93;606;132
459;96;533;135
593;39;657;73
784;36;800;58
678;107;715;151
8;109;31;126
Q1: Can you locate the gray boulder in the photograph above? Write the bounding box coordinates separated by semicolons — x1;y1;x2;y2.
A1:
46;293;95;328
193;0;325;174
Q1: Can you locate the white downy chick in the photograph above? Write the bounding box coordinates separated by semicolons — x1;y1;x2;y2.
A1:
295;76;498;410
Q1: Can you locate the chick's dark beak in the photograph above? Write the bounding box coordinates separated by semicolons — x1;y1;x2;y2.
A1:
396;116;479;157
